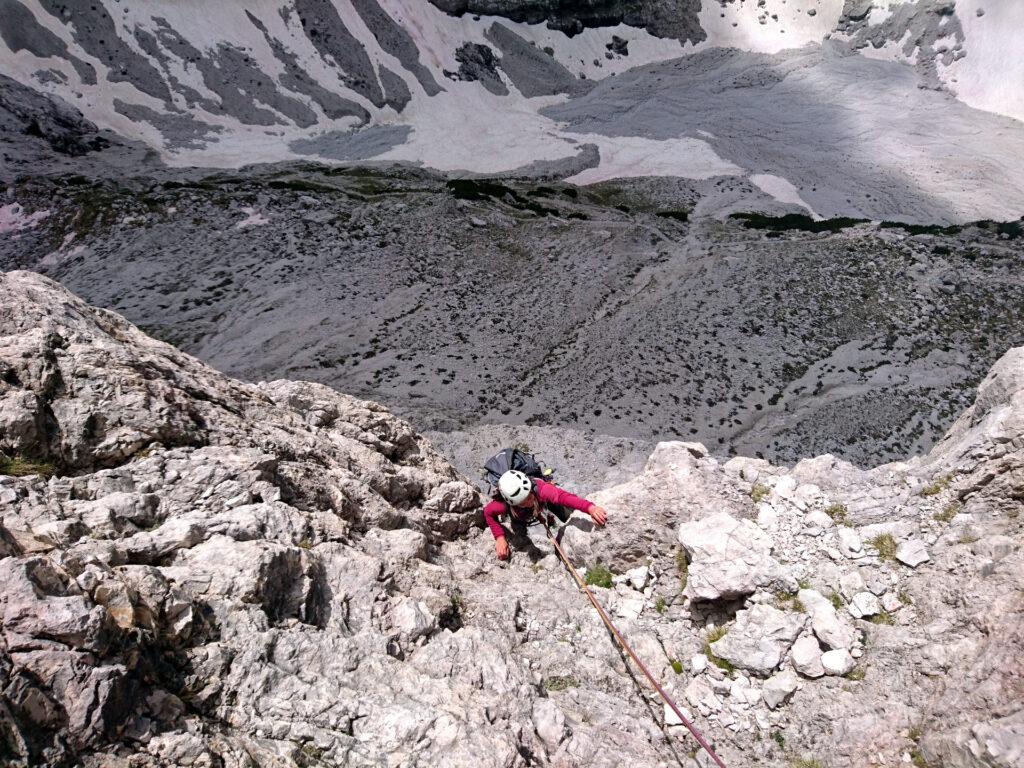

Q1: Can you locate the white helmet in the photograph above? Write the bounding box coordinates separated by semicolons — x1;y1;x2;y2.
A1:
498;470;532;506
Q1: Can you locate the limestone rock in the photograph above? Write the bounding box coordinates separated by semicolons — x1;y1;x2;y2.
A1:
709;604;805;676
799;589;857;650
821;649;856;676
896;539;931;568
762;669;799;710
678;512;780;601
848;592;882;619
790;635;825;678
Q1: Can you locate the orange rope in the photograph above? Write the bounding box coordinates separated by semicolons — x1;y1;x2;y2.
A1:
539;516;729;768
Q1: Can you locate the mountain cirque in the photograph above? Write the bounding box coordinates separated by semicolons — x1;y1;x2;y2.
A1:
2;168;1021;468
0;271;1021;768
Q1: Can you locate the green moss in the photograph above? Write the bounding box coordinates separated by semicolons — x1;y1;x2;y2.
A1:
751;483;770;503
543;675;578;692
823;503;849;525
771;731;785;748
584;563;614;589
0;455;56;478
868;533;897;561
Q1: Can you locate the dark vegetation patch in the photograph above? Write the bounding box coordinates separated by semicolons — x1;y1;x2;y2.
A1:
445;178;564;217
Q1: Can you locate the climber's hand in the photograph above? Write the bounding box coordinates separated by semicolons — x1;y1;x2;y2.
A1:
495;536;510;560
588;505;608;526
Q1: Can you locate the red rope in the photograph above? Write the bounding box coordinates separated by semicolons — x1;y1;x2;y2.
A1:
540;517;728;768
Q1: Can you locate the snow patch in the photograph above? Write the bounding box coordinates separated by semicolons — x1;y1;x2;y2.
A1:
750;174;818;217
942;0;1024;123
0;203;50;234
236;207;270;229
566;135;742;185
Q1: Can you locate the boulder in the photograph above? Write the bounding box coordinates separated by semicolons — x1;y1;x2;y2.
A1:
762;669;799;710
798;589;857;650
790;635;825;678
821;649;856;676
848;592;881;619
708;604;804;677
678;512;780;601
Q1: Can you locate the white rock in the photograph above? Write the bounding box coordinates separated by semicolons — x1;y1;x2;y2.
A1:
798;589;857;650
532;699;565;750
805;510;834;530
881;591;902;612
837;527;864;558
709;604;805;676
392;598;436;641
757;504;778;528
625;565;650;591
821;648;856;676
896;539;930;568
848;592;881;619
790;635;825;678
838;570;866;600
664;702;695;727
678;513;780;601
762;669;799;710
691;654;708;674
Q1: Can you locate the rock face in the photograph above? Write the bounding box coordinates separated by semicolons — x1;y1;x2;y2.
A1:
1;271;1022;768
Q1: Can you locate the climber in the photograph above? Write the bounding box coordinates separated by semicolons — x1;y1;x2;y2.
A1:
484;469;608;560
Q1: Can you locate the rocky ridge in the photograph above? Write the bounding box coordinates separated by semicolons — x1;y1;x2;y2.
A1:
1;270;1022;768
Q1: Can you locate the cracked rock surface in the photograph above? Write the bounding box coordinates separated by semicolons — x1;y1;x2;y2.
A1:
0;271;1022;768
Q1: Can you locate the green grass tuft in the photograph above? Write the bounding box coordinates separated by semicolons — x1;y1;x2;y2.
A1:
869;610;895;625
584;563;614;589
844;667;865;681
920;475;951;497
676;550;689;590
790;760;824;768
868;533;897;561
654;595;667;614
0;455;55;478
703;626;735;674
751;483;770;503
933;503;959;523
823;502;849;525
828;590;844;609
771;731;785;748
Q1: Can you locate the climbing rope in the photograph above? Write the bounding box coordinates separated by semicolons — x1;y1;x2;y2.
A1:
538;515;729;768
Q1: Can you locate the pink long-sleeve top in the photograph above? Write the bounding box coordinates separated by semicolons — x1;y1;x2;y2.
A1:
482;478;594;539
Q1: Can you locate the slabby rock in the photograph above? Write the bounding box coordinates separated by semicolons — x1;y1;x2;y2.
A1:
762;669;799;710
896;539;930;568
709;604;805;676
678;512;780;601
848;591;882;619
837;527;864;558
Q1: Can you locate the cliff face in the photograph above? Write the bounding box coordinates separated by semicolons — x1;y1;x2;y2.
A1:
0;270;1021;768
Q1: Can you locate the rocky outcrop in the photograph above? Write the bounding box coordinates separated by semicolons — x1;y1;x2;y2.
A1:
1;271;1021;768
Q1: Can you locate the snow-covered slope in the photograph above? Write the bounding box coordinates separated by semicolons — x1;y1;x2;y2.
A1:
1;0;1023;221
